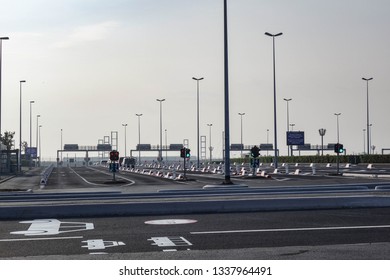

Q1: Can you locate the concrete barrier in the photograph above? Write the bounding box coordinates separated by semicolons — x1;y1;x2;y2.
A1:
40;164;54;187
2;195;390;219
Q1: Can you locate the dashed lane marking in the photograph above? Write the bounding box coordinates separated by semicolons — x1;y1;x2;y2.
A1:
190;224;390;235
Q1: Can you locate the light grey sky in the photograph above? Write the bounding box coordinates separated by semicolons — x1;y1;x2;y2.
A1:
1;0;390;160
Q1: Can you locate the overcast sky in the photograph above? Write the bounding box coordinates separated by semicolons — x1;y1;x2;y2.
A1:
1;0;390;160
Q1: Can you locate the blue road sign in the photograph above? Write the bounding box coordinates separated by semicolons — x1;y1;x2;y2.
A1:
287;131;305;146
26;147;37;158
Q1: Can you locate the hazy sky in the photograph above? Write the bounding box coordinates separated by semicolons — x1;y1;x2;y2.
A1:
1;0;390;160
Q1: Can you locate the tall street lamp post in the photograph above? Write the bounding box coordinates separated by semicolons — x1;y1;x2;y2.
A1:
223;0;232;184
0;37;9;138
334;113;341;175
238;113;245;158
122;124;127;158
192;77;204;169
334;113;341;143
165;129;168;163
207;124;213;162
29;100;35;169
266;129;269;156
135;114;143;165
363;129;366;154
284;98;292;156
61;128;63;164
362;77;373;155
156;99;165;162
318;128;326;156
265;32;283;169
39;125;42;165
19;80;26;172
36;114;40;166
369;124;373;154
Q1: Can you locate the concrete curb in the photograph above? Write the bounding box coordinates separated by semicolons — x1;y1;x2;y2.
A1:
0;175;16;184
1;195;390;219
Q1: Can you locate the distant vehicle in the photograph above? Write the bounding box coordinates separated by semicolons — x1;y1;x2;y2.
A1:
120;157;136;168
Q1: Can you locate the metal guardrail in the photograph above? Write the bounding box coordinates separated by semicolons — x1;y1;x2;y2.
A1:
40;164;54;186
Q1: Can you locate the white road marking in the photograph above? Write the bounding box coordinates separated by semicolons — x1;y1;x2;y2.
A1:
11;219;94;236
145;219;197;225
148;236;192;247
0;236;83;242
70;167;135;187
191;224;390;235
81;239;125;250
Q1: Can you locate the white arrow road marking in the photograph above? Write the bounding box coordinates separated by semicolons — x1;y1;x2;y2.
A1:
11;219;94;236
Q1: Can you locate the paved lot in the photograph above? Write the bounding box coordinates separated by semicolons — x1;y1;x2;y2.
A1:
2;164;390;193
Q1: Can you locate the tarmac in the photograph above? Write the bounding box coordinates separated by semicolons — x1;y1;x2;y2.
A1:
0;167;42;192
2;167;390;220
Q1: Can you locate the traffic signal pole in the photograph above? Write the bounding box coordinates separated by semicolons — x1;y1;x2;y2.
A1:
109;150;119;182
183;155;187;180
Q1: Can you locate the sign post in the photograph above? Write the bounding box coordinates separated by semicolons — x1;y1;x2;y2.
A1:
109;150;119;182
250;146;260;176
180;148;190;180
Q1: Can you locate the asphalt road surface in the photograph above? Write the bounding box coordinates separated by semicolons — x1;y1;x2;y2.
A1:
1;207;390;260
42;165;390;193
2;165;390;260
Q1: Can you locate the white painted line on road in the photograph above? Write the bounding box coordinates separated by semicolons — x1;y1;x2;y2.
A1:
89;167;136;186
0;236;84;242
70;167;135;187
145;219;198;225
273;178;291;182
190;224;390;235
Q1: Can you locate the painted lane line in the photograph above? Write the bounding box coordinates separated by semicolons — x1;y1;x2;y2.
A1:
190;224;390;235
145;219;197;225
70;167;135;187
0;236;84;242
88;167;136;186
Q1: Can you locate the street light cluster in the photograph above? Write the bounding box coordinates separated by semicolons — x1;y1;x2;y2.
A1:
123;77;212;166
0;37;42;172
1;2;376;176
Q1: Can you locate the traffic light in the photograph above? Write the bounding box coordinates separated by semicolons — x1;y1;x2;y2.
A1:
250;145;260;158
185;148;191;158
180;148;185;158
334;143;344;154
110;150;119;161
